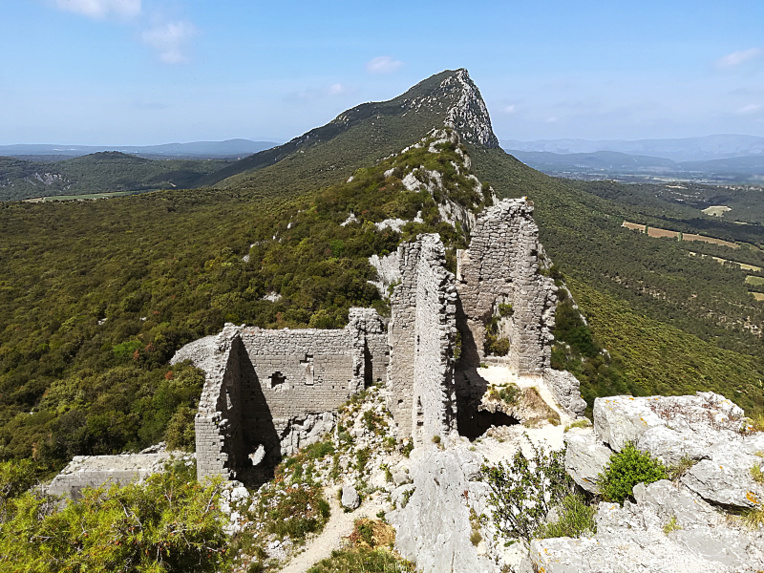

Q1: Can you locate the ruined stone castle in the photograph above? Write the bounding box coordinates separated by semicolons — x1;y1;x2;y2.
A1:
173;198;560;482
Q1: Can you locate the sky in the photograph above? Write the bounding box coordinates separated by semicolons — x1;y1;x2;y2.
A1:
2;0;764;145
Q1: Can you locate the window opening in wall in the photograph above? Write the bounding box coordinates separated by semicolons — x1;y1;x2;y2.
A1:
270;371;286;389
363;343;373;387
248;445;266;467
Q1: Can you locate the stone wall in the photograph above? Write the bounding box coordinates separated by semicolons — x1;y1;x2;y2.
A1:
173;309;388;481
46;453;175;499
388;234;457;444
456;198;556;374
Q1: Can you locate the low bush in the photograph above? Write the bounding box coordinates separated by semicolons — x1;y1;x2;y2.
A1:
252;482;331;541
306;548;414;573
481;445;574;541
534;493;596;539
598;442;667;504
0;461;229;572
307;518;413;573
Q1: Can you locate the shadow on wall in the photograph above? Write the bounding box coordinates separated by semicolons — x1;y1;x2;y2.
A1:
234;339;282;489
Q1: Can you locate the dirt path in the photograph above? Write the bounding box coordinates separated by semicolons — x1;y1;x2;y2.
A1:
278;487;385;573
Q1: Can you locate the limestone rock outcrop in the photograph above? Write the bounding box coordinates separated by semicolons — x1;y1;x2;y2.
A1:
564;431;611;494
591;392;763;510
549;393;764;572
532;480;764;573
390;446;494;573
341;484;361;510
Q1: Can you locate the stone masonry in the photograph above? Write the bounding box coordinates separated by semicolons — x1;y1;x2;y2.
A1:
456;199;556;373
387;234;458;445
169;197;560;482
172;309;388;481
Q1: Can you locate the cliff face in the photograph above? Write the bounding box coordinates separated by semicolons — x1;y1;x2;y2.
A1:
442;69;501;148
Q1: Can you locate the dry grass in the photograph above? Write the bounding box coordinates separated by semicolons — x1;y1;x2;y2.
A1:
347;518;396;550
683;233;738;249
522;387;561;426
647;227;680;239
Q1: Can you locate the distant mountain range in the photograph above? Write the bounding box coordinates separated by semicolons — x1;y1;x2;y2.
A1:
505;149;764;183
0;139;277;159
502;134;764;162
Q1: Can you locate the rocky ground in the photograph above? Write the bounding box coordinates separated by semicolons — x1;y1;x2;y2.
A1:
222;366;588;572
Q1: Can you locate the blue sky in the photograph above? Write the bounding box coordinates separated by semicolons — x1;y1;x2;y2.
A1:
2;0;764;145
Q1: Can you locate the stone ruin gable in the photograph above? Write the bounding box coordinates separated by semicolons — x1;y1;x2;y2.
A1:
456;198;556;374
387;234;458;444
172;309;388;481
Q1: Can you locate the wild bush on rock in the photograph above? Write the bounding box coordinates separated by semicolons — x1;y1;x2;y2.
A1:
0;460;230;573
481;445;574;541
598;442;667;504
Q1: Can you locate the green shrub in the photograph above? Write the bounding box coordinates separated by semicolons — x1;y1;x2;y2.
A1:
534;493;596;539
355;447;371;473
261;485;331;540
751;463;764;484
164;405;197;451
598;442;667;504
306;547;414;573
0;462;229;572
662;515;681;534
481;445;574;541
362;410;387;435
401;488;415;508
303;439;335;460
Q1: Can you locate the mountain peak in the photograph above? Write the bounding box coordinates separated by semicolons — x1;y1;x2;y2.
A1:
198;69;500;188
441;69;500;148
394;69;500;148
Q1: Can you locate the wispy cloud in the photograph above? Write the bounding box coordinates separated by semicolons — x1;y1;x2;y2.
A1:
366;56;403;74
715;48;762;69
327;83;349;96
503;104;517;114
142;21;197;64
54;0;141;20
736;103;762;115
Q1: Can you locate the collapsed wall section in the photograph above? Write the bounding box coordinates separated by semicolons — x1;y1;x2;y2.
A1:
388;234;458;444
173;309;388;481
456;198;556;374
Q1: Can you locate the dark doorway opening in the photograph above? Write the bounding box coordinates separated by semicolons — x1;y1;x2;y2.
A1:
458;409;520;441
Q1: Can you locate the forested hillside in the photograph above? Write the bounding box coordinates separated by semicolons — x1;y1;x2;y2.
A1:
0;153;230;202
0;132;492;473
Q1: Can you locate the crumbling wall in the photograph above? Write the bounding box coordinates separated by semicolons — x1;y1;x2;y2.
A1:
388;234;457;444
456;198;556;374
46;453;174;499
174;309;388;481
